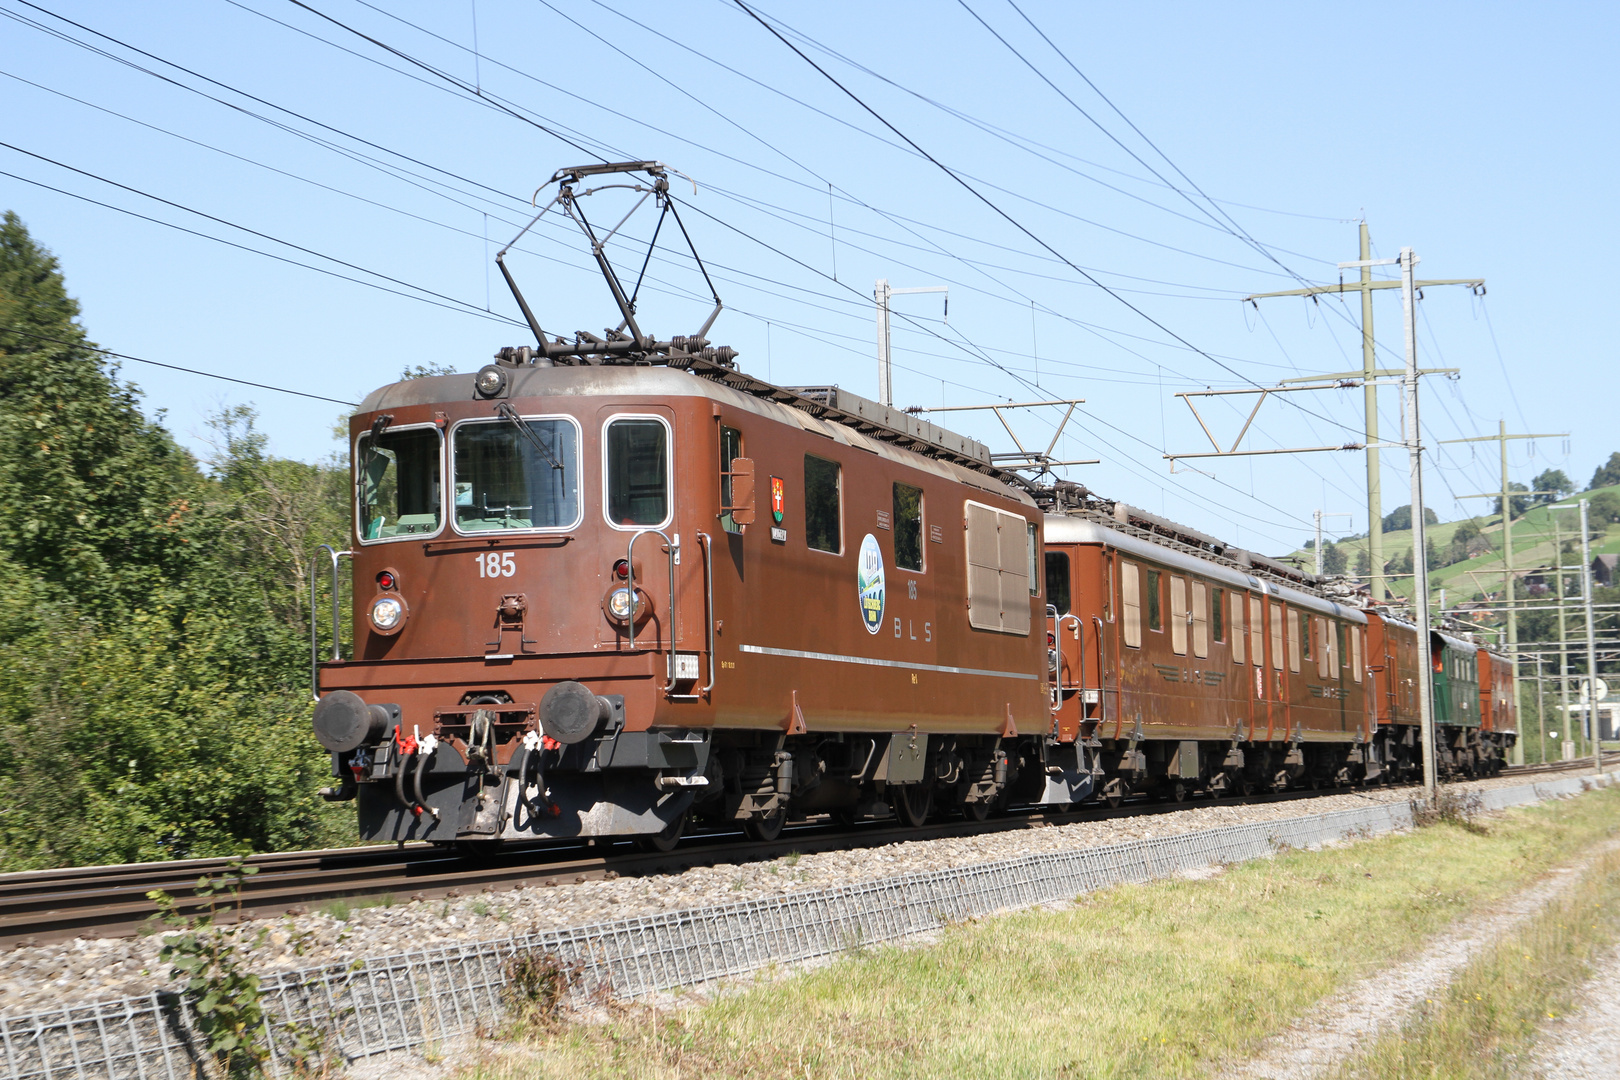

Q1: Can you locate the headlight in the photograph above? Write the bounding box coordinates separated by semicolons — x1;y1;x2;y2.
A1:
608;588;635;620
474;364;506;397
370;595;404;631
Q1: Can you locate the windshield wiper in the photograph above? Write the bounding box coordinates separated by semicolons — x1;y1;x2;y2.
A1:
494;402;565;471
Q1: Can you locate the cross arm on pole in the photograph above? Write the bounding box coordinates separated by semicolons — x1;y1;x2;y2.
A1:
1170;383;1375;457
1165;444;1364;462
1245;279;1483;302
1439;433;1567;444
912;399;1093;472
1278;368;1458;384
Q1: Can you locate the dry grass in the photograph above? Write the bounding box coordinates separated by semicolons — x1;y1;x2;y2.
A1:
1335;846;1620;1079
453;786;1620;1080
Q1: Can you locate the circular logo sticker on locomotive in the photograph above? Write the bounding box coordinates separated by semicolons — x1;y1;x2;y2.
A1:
858;533;885;635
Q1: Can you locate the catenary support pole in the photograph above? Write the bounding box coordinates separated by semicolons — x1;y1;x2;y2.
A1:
1313;510;1351;576
1247;222;1481;603
1440;421;1566;765
1400;247;1438;802
874;280;947;408
1552;506;1575;757
1360;224;1381;601
1581;499;1602;774
1535;655;1545;764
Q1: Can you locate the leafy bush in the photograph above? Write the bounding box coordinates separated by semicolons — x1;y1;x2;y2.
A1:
0;211;352;868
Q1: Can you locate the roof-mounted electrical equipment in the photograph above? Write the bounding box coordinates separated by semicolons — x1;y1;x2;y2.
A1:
494;160;731;369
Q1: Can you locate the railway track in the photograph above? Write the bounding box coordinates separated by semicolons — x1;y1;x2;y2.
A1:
3;758;1609;947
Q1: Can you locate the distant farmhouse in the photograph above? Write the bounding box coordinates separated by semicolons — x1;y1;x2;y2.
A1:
1594;554;1619;587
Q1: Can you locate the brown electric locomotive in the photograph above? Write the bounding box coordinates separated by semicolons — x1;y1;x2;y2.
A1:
1041;490;1515;800
310;161;1085;850
309;362;1087;848
1043;496;1375;801
309;161;1515;851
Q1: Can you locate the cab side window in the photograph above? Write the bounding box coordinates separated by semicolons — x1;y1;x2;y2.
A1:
1170;575;1188;655
893;482;923;571
804;455;842;553
1191;580;1209;659
1231;592;1246;665
1250;595;1264;667
606;418;669;527
1122;561;1142;648
719;425;743;535
1045;552;1071;615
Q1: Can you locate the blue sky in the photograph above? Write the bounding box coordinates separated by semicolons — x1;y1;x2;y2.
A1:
2;0;1613;554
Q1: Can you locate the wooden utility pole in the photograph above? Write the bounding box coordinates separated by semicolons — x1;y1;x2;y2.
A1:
1442;421;1568;765
1246;222;1482;601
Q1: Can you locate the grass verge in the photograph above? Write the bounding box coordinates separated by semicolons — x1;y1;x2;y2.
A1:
457;786;1620;1080
1335;844;1620;1079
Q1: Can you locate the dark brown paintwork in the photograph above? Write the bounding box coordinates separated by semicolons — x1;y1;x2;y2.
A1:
319;365;1049;751
1044;516;1369;747
1365;612;1422;730
1478;649;1517;736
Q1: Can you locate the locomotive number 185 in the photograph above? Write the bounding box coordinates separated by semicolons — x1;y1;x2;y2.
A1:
477;552;516;578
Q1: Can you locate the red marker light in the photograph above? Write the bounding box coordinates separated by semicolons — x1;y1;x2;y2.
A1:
1047;632;1056;648
377;571;396;590
612;559;630;580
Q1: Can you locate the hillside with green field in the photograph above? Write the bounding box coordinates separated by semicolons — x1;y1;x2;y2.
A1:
1289;484;1620;635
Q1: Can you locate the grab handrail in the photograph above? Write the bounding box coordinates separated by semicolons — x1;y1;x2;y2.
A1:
310;544;353;701
667;531;715;701
625;529;678;659
1058;613;1083;691
1093;616;1107;728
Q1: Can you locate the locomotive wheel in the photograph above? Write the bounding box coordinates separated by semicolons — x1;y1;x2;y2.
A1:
743;809;786;843
1169;781;1189;803
1104;792;1123;810
891;783;935;828
960;798;991;823
634;810;688;854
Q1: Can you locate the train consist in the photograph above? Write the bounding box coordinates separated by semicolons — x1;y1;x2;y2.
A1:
309;161;1515;851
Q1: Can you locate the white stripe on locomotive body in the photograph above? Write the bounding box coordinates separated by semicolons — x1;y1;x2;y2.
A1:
738;643;1039;681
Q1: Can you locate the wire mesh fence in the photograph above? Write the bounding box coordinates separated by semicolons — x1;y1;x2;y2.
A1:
4;771;1610;1079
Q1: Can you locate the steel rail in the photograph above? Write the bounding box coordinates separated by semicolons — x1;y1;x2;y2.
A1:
1;756;1606;947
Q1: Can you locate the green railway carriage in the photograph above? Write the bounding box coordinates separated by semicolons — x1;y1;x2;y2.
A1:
1430;632;1480;730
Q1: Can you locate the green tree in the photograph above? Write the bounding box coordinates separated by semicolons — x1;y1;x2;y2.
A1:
1493;481;1532;519
1381;504;1440;532
1448;518;1485;564
0;212;350;868
1533;468;1574;504
1354;547;1371;575
400;362;457;380
0;211;198;608
1321;542;1347;575
1590;490;1620;525
1589;453;1620;491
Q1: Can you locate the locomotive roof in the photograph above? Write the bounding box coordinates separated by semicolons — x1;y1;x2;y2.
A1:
356;362;1037;509
1044;514;1367;624
1434;631;1476;654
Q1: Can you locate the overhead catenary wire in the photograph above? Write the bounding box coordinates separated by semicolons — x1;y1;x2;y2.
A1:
1;0;1430;548
3;328;359;406
728;0;1370;478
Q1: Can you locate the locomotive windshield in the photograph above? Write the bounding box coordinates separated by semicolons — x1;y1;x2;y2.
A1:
452;417;580;532
357;426;442;541
606;418;669;526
